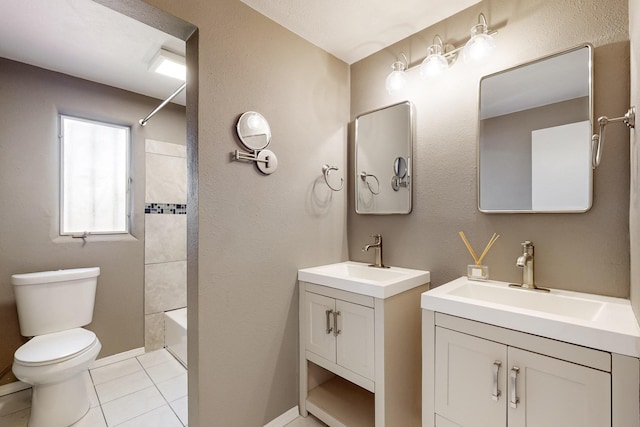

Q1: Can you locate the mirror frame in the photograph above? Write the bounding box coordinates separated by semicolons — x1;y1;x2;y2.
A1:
477;44;594;214
355;100;414;215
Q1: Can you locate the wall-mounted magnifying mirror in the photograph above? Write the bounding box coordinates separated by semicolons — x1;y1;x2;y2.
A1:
478;44;592;213
236;111;271;151
391;157;409;191
394;157;407;178
355;101;413;214
233;111;278;174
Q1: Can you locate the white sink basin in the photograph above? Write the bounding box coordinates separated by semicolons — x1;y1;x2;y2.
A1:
448;282;604;321
298;261;430;299
421;277;640;357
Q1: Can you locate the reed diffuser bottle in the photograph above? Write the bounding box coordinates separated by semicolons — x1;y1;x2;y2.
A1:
459;231;500;281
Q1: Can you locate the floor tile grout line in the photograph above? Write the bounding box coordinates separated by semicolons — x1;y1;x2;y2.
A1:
92;359;151;407
87;374;109;427
89;357;146;388
165;398;187;427
109;401;169;427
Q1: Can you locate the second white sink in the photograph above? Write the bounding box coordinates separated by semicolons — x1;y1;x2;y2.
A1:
448;281;604;321
298;261;430;299
421;277;640;357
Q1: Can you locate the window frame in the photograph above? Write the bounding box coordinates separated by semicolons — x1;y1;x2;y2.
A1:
59;114;132;236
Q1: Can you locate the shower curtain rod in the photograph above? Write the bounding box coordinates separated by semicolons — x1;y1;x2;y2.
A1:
139;82;186;126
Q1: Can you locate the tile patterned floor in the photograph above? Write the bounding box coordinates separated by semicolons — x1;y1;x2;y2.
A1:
0;349;325;427
0;349;188;427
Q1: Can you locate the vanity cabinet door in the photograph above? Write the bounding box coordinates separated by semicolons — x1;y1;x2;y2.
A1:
305;292;336;363
435;327;507;427
336;299;375;380
507;347;611;427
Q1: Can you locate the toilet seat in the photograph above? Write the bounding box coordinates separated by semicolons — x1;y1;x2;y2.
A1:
14;328;97;367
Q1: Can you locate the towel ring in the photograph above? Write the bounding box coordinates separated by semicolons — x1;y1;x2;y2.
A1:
322;164;344;191
360;172;380;195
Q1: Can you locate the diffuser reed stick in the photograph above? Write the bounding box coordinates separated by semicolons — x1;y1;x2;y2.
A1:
477;233;500;265
459;231;500;265
458;231;479;264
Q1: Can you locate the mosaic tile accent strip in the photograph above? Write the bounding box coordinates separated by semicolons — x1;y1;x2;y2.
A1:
145;203;187;215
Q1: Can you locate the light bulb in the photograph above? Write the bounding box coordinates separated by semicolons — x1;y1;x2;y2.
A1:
420;44;448;79
463;23;495;64
385;61;407;95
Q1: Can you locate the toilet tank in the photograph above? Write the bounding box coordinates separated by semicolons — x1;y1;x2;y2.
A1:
12;267;100;336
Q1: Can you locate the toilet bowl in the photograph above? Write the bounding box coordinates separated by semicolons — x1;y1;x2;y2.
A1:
13;328;101;427
11;267;101;427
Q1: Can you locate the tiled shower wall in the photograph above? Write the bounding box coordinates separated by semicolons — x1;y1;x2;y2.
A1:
144;139;187;351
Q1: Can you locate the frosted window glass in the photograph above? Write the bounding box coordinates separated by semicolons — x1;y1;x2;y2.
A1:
61;116;130;234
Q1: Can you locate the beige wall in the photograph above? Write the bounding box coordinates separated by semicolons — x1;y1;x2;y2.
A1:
349;0;630;297
142;1;350;425
0;58;185;385
630;1;640;319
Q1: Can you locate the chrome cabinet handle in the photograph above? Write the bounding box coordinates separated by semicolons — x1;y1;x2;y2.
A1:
492;361;502;401
510;366;520;408
333;311;341;336
325;309;333;334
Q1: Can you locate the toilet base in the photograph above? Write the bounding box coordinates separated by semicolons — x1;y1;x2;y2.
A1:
29;372;90;427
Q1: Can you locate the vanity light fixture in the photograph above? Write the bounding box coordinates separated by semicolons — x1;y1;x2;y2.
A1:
385;13;496;91
149;48;186;81
462;13;496;63
385;53;409;95
419;35;449;79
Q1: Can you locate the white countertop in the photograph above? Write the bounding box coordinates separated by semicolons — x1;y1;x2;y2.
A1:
298;261;430;299
421;277;640;357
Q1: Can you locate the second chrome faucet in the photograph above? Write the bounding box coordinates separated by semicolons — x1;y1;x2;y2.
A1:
509;241;549;292
363;234;388;268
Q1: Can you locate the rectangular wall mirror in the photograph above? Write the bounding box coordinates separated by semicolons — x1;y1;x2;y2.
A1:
355;101;414;214
478;44;593;213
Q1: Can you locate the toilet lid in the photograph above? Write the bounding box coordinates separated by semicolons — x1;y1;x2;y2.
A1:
14;328;97;366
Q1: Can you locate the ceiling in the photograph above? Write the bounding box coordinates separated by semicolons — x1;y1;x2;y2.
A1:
0;0;187;105
0;0;481;105
240;0;481;64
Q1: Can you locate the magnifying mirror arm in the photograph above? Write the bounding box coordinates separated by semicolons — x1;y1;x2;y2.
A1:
234;149;263;163
232;149;278;175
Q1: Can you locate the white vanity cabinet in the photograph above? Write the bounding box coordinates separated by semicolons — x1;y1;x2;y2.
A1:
434;325;610;427
423;312;639;427
305;291;375;381
299;279;429;427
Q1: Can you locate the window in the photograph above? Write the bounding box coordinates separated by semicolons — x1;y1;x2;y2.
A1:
60;115;130;235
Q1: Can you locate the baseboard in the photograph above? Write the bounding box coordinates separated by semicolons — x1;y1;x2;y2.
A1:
90;347;145;369
264;406;299;427
0;380;30;397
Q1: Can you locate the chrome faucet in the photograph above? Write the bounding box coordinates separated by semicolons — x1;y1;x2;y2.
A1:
362;234;387;268
516;241;535;288
510;241;549;292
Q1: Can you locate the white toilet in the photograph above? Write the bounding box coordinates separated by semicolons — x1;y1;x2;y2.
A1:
12;267;102;427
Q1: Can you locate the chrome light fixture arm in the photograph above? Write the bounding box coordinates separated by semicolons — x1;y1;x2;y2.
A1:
592;106;635;168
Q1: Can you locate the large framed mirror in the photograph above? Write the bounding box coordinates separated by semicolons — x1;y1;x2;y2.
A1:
478;44;593;213
355;101;414;214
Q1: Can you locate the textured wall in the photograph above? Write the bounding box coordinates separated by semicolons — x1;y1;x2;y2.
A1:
0;58;185;385
630;1;640;320
142;0;350;425
349;0;630;297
